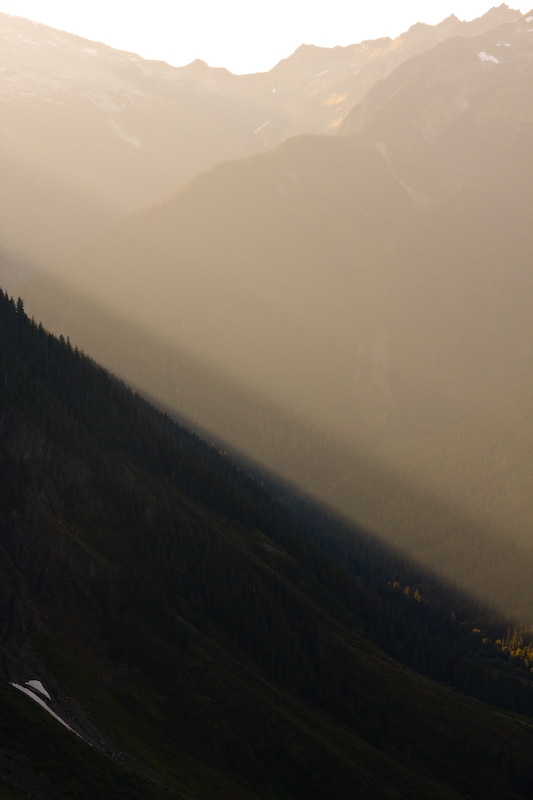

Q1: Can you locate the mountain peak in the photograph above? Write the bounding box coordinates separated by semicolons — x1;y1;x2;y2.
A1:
483;3;521;18
186;57;209;69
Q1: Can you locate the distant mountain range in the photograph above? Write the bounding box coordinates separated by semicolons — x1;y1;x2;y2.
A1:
0;4;519;274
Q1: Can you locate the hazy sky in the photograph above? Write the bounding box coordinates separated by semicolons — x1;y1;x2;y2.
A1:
0;1;524;73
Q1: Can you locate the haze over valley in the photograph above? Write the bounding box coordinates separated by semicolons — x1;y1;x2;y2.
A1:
5;5;533;619
2;5;533;798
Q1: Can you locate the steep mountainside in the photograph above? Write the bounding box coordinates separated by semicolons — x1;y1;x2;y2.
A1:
20;10;533;621
0;6;520;277
264;3;520;136
2;290;533;799
0;13;270;277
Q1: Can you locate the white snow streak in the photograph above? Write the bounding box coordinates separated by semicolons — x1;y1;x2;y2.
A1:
110;120;142;147
10;683;80;737
254;120;270;134
26;680;51;700
478;51;499;63
375;140;428;205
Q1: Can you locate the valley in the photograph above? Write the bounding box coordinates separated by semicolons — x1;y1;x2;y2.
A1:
1;5;533;797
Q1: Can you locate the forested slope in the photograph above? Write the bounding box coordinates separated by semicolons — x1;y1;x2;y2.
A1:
2;289;533;798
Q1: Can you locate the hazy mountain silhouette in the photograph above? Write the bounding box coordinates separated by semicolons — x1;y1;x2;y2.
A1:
16;7;533;623
18;8;533;620
0;5;520;279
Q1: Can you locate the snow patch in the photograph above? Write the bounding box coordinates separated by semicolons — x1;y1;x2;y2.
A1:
10;683;81;737
478;51;499;63
314;70;329;77
110;120;142;147
526;15;533;21
84;48;99;56
26;680;51;700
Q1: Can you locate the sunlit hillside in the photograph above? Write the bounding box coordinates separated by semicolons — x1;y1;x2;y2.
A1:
18;9;533;621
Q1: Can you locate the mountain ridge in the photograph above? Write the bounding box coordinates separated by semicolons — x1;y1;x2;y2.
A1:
1;5;521;278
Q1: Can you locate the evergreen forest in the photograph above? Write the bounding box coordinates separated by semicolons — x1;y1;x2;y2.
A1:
1;289;533;799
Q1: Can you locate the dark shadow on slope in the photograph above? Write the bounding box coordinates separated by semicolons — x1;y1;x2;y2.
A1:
4;284;533;800
15;270;533;625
